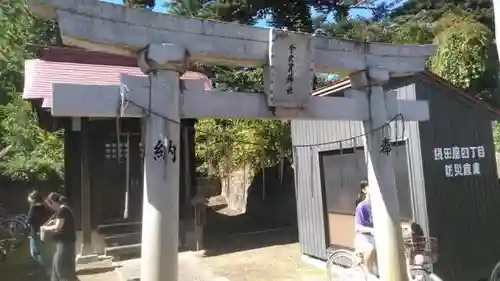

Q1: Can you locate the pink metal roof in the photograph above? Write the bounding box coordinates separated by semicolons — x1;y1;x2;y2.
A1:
22;47;212;109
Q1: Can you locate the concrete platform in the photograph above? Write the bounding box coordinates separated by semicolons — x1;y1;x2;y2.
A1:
75;230;107;255
115;252;229;281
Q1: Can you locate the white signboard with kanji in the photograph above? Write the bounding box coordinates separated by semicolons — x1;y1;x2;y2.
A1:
433;146;485;178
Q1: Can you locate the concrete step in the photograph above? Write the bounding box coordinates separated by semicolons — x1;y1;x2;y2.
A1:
105;243;141;260
97;221;142;236
102;232;142;247
104;241;186;261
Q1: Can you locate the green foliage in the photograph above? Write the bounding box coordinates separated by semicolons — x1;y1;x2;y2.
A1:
390;0;494;31
123;0;155;9
430;13;497;102
493;122;500;153
165;0;203;17
325;19;392;41
0;0;64;181
168;0;500;156
389;20;434;44
321;10;498;104
268;1;313;32
163;0;296;176
0;0;59;104
196;67;291;175
0;95;64;180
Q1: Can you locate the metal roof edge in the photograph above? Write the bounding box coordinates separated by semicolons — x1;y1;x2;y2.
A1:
311;71;500;118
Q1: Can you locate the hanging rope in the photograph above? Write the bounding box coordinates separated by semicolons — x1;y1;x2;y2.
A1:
122;95;405;149
339;141;344;189
123;133;130;220
115;117;122;163
261;154;266;201
224;138;231;197
309;146;314;198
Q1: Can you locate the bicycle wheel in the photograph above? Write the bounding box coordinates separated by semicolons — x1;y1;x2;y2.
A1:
0;218;27;237
327;250;364;281
340;266;367;281
490;261;500;281
328;249;357;268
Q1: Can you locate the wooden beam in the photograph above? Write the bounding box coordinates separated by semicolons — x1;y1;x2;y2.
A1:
27;0;435;73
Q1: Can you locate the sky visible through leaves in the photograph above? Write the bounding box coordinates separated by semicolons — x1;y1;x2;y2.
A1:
100;0;400;26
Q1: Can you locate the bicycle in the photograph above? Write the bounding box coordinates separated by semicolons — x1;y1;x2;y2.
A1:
327;249;369;281
0;216;28;237
327;236;442;281
489;259;500;281
0;213;30;263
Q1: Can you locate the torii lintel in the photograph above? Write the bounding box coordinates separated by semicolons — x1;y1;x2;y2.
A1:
27;0;435;74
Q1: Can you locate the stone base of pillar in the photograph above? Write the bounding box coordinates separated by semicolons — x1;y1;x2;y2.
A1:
75;243;99;264
75;253;99;265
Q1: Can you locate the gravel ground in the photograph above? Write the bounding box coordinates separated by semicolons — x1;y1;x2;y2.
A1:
202;242;326;281
77;259;120;281
113;242;327;281
115;252;229;281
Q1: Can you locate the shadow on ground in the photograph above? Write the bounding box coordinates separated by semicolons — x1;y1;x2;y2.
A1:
77;265;121;275
203;212;298;257
202;165;298;257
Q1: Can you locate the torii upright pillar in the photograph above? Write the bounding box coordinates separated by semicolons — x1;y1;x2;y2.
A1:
351;69;407;280
136;44;186;281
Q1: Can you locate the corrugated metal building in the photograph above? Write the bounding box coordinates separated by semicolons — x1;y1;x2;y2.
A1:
292;71;500;281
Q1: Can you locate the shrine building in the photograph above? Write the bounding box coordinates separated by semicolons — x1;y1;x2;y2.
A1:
22;46;208;256
291;72;500;281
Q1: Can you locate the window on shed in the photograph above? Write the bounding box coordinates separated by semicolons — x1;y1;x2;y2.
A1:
319;142;413;219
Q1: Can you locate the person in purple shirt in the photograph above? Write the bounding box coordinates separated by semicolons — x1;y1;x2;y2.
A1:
354;180;376;274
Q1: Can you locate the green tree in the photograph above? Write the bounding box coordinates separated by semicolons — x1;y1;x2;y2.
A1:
164;0;203;17
0;0;64;180
0;95;64;180
268;1;313;32
164;1;295;175
390;0;494;31
123;0;155;9
430;12;497;102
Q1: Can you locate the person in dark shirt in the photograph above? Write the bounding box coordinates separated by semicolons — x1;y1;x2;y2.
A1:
27;190;50;274
41;192;79;281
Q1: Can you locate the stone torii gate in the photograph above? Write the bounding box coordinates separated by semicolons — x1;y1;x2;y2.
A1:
26;1;435;281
